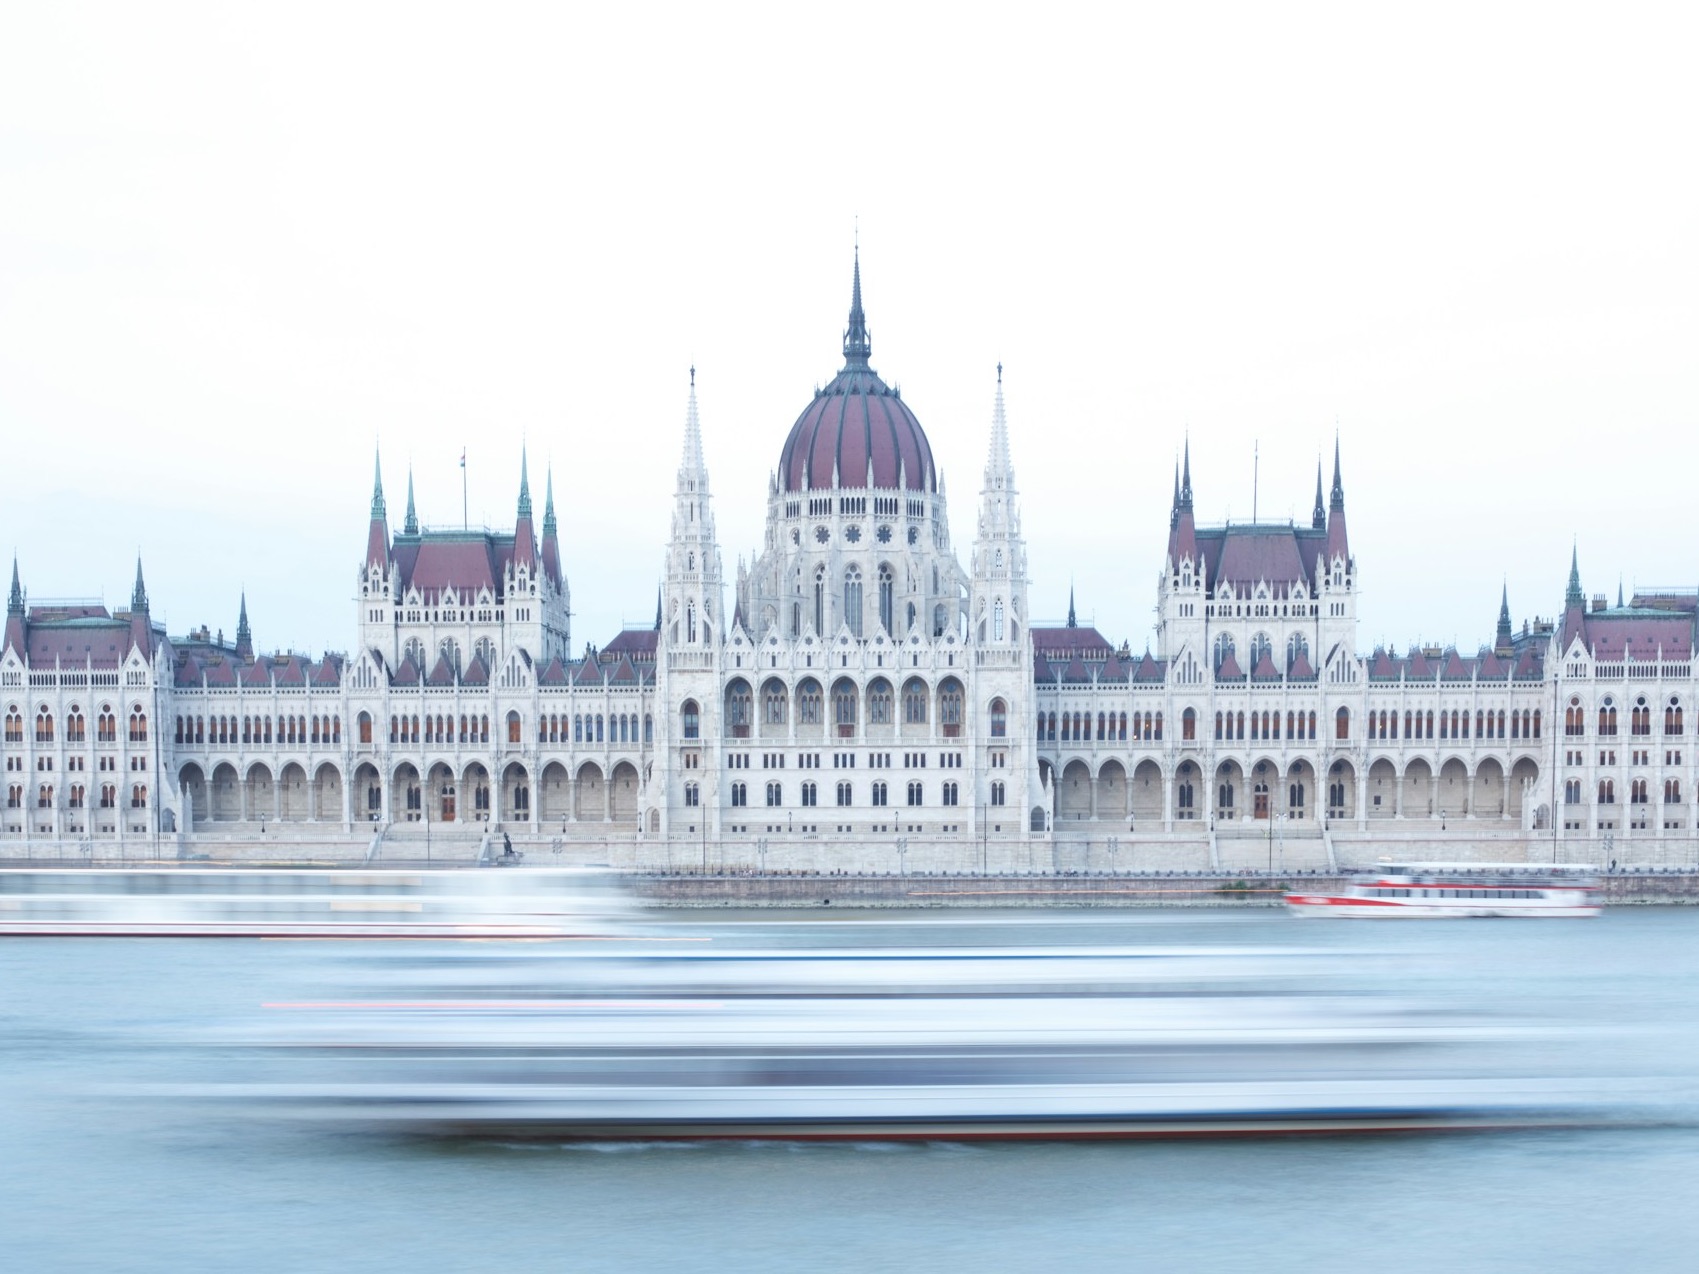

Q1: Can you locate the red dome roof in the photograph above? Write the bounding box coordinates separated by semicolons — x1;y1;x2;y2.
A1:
776;253;935;494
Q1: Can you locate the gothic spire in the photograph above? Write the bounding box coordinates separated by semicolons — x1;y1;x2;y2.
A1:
1179;436;1193;513
1067;584;1077;628
1618;578;1625;609
1312;459;1326;529
370;448;386;519
1566;543;1584;609
654;585;662;632
543;466;557;537
1496;581;1513;651
983;362;1012;488
1329;435;1345;511
236;592;253;660
842;245;871;368
7;555;22;616
517;445;533;520
131;556;148;612
680;365;706;478
403;467;418;535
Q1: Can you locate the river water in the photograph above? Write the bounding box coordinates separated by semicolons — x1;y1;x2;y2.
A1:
6;907;1699;1273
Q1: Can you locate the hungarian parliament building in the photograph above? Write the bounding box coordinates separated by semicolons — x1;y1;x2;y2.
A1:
3;257;1693;868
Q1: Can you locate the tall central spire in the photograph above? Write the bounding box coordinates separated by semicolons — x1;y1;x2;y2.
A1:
843;245;871;368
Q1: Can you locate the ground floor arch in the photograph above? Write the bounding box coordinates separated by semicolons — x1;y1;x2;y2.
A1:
427;762;458;822
1285;759;1315;820
1058;759;1092;821
352;762;382;823
1173;759;1202;821
461;762;492;822
539;761;571;824
245;763;275;824
502;762;532;825
278;762;309;821
1437;757;1470;819
610;760;640;824
1403;758;1434;819
1214;759;1244;822
1367;758;1397;819
1326;758;1356;822
1096;759;1127;821
576;761;606;821
311;762;343;822
211;762;240;821
1510;757;1540;824
179;763;207;829
1131;759;1163;825
392;763;422;822
1474;757;1506;819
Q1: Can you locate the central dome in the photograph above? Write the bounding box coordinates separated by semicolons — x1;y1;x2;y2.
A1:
776;256;936;494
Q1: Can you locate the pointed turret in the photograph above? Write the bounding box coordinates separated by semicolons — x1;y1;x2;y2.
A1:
366;448;391;570
1170;462;1181;531
3;556;24;657
513;446;537;573
127;556;153;659
1312;460;1326;530
1561;544;1587;650
403;468;419;536
235;592;253;662
663;366;721;649
1495;582;1513;655
1067;585;1077;628
983;362;1013;489
540;465;562;589
654;586;662;632
1166;437;1198;573
1618;579;1625;609
1325;437;1350;565
131;556;149;613
843;246;871;369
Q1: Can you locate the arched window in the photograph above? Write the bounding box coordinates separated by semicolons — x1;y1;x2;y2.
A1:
867;678;893;725
833;680;858;735
844;566;863;638
993;598;1005;642
813;566;826;635
506;711;522;745
990;698;1007;738
1249;632;1272;670
727;682;752;737
1335;707;1350;740
35;708;53;744
878;565;895;635
1213;632;1236;673
681;701;701;740
940;681;964;737
797;680;822;725
902;678;928;725
1183;707;1197;741
763;681;788;725
1286;632;1309;672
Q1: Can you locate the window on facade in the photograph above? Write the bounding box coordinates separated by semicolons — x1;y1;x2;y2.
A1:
35;709;53;744
682;700;700;740
872;781;888;806
833;681;857;735
731;782;747;807
844;567;863;638
836;781;851;806
765;781;782;807
684;782;699;807
940;682;963;736
990;698;1007;738
797;681;822;725
903;679;928;725
878;566;894;635
1182;707;1196;741
868;679;893;725
802;782;818;807
906;781;922;806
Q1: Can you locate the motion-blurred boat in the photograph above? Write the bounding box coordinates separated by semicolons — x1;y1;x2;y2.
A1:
0;867;633;938
1285;862;1601;918
196;942;1618;1138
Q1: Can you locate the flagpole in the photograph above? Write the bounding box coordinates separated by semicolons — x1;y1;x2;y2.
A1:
461;448;468;531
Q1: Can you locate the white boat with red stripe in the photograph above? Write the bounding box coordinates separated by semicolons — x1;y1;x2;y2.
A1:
1286;862;1601;918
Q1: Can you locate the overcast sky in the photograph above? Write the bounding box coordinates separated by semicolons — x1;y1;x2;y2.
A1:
3;4;1695;660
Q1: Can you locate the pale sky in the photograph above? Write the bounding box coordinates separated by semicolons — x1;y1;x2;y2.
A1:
2;4;1695;660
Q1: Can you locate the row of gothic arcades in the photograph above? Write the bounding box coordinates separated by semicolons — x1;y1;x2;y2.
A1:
176;757;646;828
1045;754;1543;825
710;676;989;741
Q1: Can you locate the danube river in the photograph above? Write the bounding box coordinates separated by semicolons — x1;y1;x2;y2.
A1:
6;907;1699;1273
